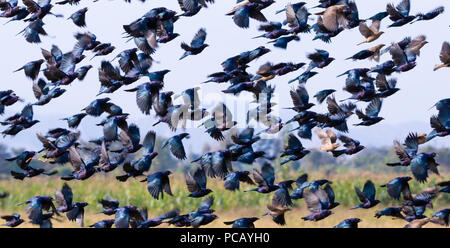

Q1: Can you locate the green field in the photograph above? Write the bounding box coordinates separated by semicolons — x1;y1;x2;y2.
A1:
0;169;448;228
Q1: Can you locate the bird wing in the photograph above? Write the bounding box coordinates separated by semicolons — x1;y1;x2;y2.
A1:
191;28;207;48
404;132;419;156
168;137;187;160
389;43;408;66
369;20;380;33
147;174;163;199
142;130;156;154
354;186;367;203
185;171;200;193
358;22;374;38
68;146;84;171
287;133;303;150
315;128;331;146
396;0;410;17
365;98;382;117
363;180;376;202
410;158;428;183
198;196;214;211
251;169;268;187
440;41;450;64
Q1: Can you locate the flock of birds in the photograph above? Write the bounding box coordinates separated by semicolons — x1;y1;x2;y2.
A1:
0;0;449;228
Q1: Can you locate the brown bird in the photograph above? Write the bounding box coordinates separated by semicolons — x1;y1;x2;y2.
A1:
404;218;430;228
406;35;428;55
315;128;339;152
434;41;450;71
314;5;349;32
262;204;290;226
367;44;385;62
357;20;384;45
402;133;426;145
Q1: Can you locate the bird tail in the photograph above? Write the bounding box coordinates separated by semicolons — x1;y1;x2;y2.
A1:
13;67;23;72
252;34;265;39
433;64;446;71
60;176;75;181
386;162;401;167
116;174;130;182
179;52;189;60
201;79;213;84
10;171;25;180
331;150;345;157
153;120;162;126
275;8;286;14
345;56;353;60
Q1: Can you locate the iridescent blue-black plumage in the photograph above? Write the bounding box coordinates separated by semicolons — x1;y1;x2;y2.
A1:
143;170;173;200
280;134;310;165
14;59;44;80
179;28;208;60
386;0;416;27
224;217;259;228
1;213;24;227
334;218;361;228
352;180;380;209
185;166;212;198
375;207;404;219
89;219;114;228
224;171;255;191
354;98;384;126
380;176;412;200
431;208;450;226
68;7;87;27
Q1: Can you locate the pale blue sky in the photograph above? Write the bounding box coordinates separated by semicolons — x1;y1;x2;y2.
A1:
0;0;449;152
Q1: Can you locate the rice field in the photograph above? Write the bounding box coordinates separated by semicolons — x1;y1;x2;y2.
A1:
0;170;448;228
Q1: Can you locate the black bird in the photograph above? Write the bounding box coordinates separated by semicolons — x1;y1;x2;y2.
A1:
226;0;274;29
162;133;189;160
301;185;336;222
352;180;380;209
116;131;158;181
224;217;259;228
380;176;412;200
245;162;279;194
6;150;55;180
375;74;399;98
20;195;59;226
114;206;145;228
180;28;208;60
54;183;88;227
411;6;444;23
354;98;384;126
285;84;315;112
89;219;115;228
334;218;361;228
14;59;44;80
224;171;255;191
185;166;212;198
1;213;24;227
331;134;365;157
61;113;87;129
280;134;310;165
142;170;173;200
375;207;405;219
387;133;440;182
68;7;87;27
99;197;120;216
138;209;180;228
386;0;416;27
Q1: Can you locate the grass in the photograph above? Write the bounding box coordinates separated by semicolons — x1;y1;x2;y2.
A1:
0;170;448;228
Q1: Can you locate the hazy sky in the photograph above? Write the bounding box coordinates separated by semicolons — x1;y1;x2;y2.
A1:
0;0;449;152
